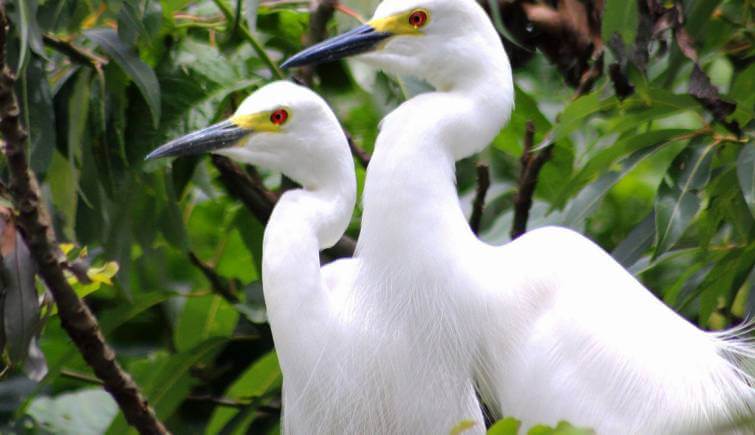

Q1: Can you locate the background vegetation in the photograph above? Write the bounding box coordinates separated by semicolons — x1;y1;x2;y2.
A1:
0;0;752;433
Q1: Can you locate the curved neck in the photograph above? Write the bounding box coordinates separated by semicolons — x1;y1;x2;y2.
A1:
358;53;513;269
261;151;355;315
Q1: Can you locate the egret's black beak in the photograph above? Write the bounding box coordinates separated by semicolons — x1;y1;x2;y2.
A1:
145;121;251;161
281;24;391;69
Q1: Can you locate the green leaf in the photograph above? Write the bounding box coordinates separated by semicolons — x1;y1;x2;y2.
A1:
554;93;617;142
21;55;56;174
174;293;239;352
106;338;228;435
737;144;755;218
560;129;691;204
654;140;715;257
528;421;595;435
85;28;161;127
27;388;118;435
2;225;39;364
451;420;479;435
67;68;91;166
117;0;147;47
494;85;552;156
12;0;45;72
611;212;655;269
697;246;755;327
47;151;79;241
206;351;282;434
563;141;683;228
602;0;638;47
488;418;521;435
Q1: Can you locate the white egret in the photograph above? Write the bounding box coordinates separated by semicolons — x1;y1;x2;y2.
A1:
147;82;366;433
283;0;754;433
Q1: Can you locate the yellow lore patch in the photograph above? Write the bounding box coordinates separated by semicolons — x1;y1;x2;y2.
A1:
230;111;286;133
369;8;430;36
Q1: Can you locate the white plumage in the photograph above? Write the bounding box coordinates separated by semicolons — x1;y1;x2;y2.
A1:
148;1;755;433
283;0;754;433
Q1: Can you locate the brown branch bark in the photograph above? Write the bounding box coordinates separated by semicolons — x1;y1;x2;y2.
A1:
469;163;491;236
511;122;554;240
42;34;108;68
347;133;371;168
0;8;167;435
188;251;240;304
211;155;356;259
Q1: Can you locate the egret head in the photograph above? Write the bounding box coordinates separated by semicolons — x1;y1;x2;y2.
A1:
146;81;350;189
281;0;506;90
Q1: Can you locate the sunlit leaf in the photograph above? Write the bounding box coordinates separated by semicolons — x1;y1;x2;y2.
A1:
86;262;119;286
28;388;118;435
528;421;595;434
488;418;521;435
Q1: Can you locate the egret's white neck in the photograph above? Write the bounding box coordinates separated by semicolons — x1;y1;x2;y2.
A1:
357;42;513;275
268;153;356;252
261;145;355;318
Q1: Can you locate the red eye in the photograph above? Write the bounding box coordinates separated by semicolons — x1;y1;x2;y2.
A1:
408;10;428;28
271;109;288;125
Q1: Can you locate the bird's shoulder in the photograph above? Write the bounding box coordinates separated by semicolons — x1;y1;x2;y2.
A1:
321;258;360;294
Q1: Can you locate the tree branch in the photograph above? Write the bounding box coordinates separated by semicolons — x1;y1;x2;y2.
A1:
188;251;240;304
42;34;108;69
511;122;554;240
210;156;356;259
469;163;491;235
347;133;371;168
0;9;167;435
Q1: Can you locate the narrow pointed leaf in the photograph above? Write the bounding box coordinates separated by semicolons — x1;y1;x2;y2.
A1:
207;351;281;434
85;29;161;127
654;141;714;256
611;212;656;269
2;226;39;364
174;294;238;352
22;55;56;174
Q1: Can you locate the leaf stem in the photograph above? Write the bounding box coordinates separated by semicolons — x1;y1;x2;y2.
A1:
211;0;284;79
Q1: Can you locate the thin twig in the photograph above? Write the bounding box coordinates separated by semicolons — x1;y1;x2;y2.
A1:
188;251;240;304
0;8;167;435
469;163;491;235
211;0;284;79
511;121;554;240
347;133;371;168
185;394;252;409
42;34;108;68
60;370;278;412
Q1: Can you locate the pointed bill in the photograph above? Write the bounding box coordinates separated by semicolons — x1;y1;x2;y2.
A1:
145;121;251;161
281;24;391;69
